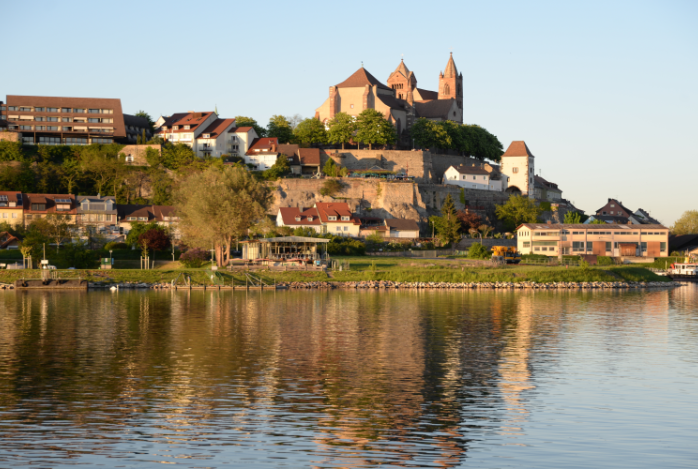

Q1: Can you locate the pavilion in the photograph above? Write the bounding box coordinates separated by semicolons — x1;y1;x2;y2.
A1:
240;236;330;262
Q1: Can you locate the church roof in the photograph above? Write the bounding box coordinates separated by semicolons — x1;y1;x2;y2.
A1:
376;94;410;111
336;67;391;90
443;52;458;78
414;99;456;119
393;59;410;78
415;88;439;100
501;141;535;158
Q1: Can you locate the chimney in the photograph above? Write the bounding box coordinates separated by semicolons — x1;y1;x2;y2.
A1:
547;220;552;225
271;142;277;152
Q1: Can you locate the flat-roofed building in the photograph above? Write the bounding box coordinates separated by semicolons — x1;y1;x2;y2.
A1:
517;223;670;258
0;95;151;145
0;191;24;226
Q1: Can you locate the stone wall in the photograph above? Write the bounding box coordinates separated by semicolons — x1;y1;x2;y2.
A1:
0;131;19;143
455;238;516;250
118;144;161;166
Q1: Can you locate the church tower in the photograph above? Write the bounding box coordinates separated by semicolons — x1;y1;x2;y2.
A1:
438;53;463;110
387;58;417;104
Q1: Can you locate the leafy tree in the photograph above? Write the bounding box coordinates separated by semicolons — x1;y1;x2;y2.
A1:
81;154;116;195
139;228;171;256
126;221;162;248
56;241;95;269
267;115;294;143
262;154;291;180
61;159;83;194
323;158;341;177
589;218;607;224
671;210;698;235
161;142;196;170
135;111;155;132
460;125;504;162
563;211;583;224
293;118;327;145
478;224;494;240
148;168;174;205
293;227;318;237
287;114;304;130
429;194;461;245
234;116;266;137
0;141;26;162
42;214;72;252
468;242;491;259
355;109;396;150
495;195;543;230
175;165;273;267
410;118;451;149
180;248;210;268
326;112;356;150
456;210;482;232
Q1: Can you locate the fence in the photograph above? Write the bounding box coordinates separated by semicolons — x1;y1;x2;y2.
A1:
519;257;582;267
367;249;456;258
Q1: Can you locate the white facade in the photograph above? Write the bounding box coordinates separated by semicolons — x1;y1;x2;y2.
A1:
443;166;503;191
232;129;258;158
164;114;218;146
193;121;237;157
501;155;534;198
246;152;278;170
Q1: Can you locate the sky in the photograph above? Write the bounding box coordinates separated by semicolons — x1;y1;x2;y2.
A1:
3;0;697;224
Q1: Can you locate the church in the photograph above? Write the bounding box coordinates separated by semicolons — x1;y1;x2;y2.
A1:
315;54;463;141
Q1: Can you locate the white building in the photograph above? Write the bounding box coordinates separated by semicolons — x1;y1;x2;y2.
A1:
194;118;237;157
443;164;504;191
245;137;282;170
500;141;535;198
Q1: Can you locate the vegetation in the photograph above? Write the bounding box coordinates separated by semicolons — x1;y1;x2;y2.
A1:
234;116;266;137
179;248;210;268
495;195;544;231
326;112;357;150
322;158;347;177
467;242;490;259
266;115;294;143
410;118;504;161
293;118;327;145
138;228;171;257
456;210;482;233
260;154;291;181
671;210;698;235
563;211;583;224
354;109;397;150
175;165;273;267
429;194;461;245
320;179;345;197
589;219;607;224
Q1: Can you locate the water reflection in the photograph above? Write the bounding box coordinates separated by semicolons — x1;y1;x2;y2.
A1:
0;286;696;468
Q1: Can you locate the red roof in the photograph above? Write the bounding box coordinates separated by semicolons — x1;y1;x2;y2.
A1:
315;202;360;225
502;141;535;158
232;126;253;133
298;148;321;166
159;111;215;134
0;191;22;209
246;137;279;155
198;118;236;139
336;67;391;90
23;194;77;215
278;207;322;226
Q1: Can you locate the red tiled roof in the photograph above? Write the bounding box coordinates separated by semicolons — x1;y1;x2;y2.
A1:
518;223;668;230
502;141;535;158
23;194;77;214
450;164;490;175
278;207;322;226
0;231;19;249
315;202;360;225
232;126;253;133
0;191;22;209
336;67;391;90
198;118;236;139
246;137;279;155
298;148;321;166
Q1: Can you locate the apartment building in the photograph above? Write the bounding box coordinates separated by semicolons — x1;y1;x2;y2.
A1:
77;195;117;229
276;202;361;236
0;95;151;145
517;223;670;258
0;191;23;226
23;194;77;226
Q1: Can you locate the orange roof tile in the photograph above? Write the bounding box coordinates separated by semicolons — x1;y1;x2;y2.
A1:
501;141;535;158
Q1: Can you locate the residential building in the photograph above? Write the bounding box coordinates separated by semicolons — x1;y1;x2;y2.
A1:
116;204;179;238
315;202;361;236
0;231;20;249
245;137;282;170
517;223;670;257
443;164;504;191
157;111;217;148
0;95;151;145
229;127;258;158
385;218;420;238
276;207;323;233
77;195;117;230
0;191;24;226
585;199;662;225
23;194;77;226
533;175;563;201
195;118;237;157
500;141;535;198
315;54;463;142
595;198;633;218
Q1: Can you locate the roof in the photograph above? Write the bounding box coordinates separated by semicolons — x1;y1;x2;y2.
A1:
376;94;410;111
670;234;698;250
0;191;23;207
77;195;116;202
534;175;561;192
246;137;280;155
117;204;176;222
449;164;490;176
161;113;189;128
393;59;410;77
198;118;236;139
298;148;321;166
443;52;458;78
415;88;439;100
232;126;253;133
278;207;322;226
315;202;361;225
123;114;150;128
518;223;669;230
596;198;634;216
502;141;535;158
335;67;391;90
277;144;300;157
23;194;76;214
385;218;420;231
242;236;330;244
634;208;660;225
0;232;19;249
414;99;457;119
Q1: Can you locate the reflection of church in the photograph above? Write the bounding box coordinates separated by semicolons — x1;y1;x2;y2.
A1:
315;54;463;140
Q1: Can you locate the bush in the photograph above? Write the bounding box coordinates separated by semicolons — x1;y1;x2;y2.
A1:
180;248;210;268
320;179;345;197
467;242;491;259
104;241;128;250
327;237;365;256
597;256;614;266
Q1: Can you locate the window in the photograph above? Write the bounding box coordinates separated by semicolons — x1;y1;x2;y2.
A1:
12;213;16;219
35;117;44;122
35;107;44;112
61;108;71;113
19;107;32;112
606;242;612;252
350;104;354;109
341;216;349;221
512;167;519;173
587;242;593;251
573;241;584;252
19;125;32;130
336;226;341;232
641;242;647;252
7;106;17;111
660;242;667;252
443;84;450;95
47;117;59;122
88;109;100;114
31;204;46;211
46;126;59;131
74;108;85;113
184;125;190;130
344;226;348;231
523;241;530;248
611;204;615;207
47;107;58;112
328;216;337;221
88;118;100;123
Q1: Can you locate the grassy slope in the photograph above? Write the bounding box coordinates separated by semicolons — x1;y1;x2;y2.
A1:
0;256;671;285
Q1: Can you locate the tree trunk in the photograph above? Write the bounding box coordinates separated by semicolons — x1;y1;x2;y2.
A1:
369;143;372;150
341;142;345;150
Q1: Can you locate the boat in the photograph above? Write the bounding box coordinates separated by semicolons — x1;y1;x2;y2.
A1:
663;262;698;280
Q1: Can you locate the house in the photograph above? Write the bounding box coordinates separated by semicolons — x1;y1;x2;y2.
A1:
633;208;661;225
0;231;20;249
23;194;77;226
245;137;282;170
586;199;662;225
157;111;217;147
443;164;503;191
77;195;117;230
669;234;698;257
276;207;323;233
0;191;24;226
533;175;563;201
288;148;322;175
315;202;361;237
500;141;535;198
359;218;420;239
195;118;237;157
116;204;179;237
595;198;633;218
517;223;670;257
229;127;258;158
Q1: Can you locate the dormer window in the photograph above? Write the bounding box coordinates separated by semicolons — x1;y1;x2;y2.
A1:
184;125;190;130
203;134;210;138
308;216;313;222
341;216;350;221
173;126;179;130
328;216;337;221
295;216;301;222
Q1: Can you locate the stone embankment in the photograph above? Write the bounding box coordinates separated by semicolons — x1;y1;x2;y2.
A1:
278;280;676;290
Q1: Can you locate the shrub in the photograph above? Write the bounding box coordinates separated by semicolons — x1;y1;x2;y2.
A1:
180;248;210;268
539;201;552;212
293;227;318;237
327;237;366;256
104;241;128;250
597;256;614;266
468;242;491;259
580;260;590;271
320;179;345;197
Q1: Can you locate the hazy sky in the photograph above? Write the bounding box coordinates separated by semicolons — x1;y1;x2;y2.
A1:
3;0;696;224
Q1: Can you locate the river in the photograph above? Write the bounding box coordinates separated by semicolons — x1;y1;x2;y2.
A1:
0;286;696;468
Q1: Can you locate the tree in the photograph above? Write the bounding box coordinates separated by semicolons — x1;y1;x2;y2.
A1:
293;118;327;146
287;114;304;130
31;214;71;252
126;221;162;248
234;116;266;137
174;165;273;267
161;142;196;170
589;218;607;224
671;210;698;235
267;115;294;143
456;210;482;232
139;228;171;257
135;111;155;132
478;224;494;240
320;179;345;197
326;112;356;150
563;211;583;224
495;195;543;230
81;154;117;195
355;109;397;150
262;154;291;180
468;242;491;259
460;125;504;162
293;227;318;237
410;118;451;150
148;168;174;205
323;158;341;177
429;194;461;245
61;159;83;194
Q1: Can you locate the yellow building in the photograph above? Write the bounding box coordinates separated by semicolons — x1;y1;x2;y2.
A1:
0;191;24;226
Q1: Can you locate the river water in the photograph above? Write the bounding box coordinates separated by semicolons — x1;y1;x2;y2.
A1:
0;286;696;468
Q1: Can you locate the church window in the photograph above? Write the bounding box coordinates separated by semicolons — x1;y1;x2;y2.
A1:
443;84;450;95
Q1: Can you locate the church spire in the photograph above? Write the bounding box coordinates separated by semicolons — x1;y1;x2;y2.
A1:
444;52;458;78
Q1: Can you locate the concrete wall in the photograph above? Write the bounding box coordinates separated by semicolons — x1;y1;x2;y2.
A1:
455;238;517;250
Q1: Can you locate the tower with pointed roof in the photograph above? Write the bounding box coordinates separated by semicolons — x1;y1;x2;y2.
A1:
387;59;417;105
438;52;463;110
